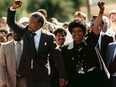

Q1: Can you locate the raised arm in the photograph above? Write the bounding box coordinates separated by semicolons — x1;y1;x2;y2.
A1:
7;0;23;37
92;2;105;35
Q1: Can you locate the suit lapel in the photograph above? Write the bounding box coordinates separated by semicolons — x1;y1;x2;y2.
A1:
28;30;32;44
7;41;16;71
101;35;113;48
108;43;116;65
38;33;46;54
112;44;116;61
28;31;37;54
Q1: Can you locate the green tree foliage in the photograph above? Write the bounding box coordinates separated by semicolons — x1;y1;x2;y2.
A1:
0;0;116;22
16;0;29;20
27;0;77;22
72;0;81;10
0;0;29;21
0;0;82;22
0;0;11;18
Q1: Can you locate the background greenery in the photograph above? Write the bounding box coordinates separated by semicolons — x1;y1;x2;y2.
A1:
0;0;116;22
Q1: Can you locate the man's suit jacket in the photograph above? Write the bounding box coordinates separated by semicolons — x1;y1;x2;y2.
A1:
100;34;113;64
107;42;116;70
0;41;26;87
7;8;66;80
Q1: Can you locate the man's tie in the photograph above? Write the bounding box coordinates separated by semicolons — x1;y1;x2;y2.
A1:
16;41;22;69
30;33;36;70
31;32;36;52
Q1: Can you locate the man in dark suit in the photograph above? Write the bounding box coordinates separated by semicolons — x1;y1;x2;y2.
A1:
107;42;116;87
7;0;67;87
100;34;113;63
100;10;116;64
90;15;113;64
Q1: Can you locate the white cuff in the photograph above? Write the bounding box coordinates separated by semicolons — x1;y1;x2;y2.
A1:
10;6;16;11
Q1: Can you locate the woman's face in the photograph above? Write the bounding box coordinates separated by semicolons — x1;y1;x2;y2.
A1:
55;32;66;46
71;27;84;44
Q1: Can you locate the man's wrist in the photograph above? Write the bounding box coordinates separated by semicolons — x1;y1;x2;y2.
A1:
10;6;16;11
100;10;104;14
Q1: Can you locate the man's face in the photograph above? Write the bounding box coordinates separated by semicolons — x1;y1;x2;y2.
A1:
0;19;7;27
13;33;22;41
0;32;6;37
28;16;41;32
110;13;116;23
0;34;5;42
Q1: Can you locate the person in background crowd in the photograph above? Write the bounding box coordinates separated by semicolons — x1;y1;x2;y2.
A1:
94;15;110;87
106;10;116;87
107;42;116;87
97;16;110;58
53;28;67;47
0;29;8;45
0;34;5;45
6;32;13;42
49;17;63;28
0;29;8;38
0;32;25;87
7;0;67;87
106;10;116;36
62;22;69;29
89;15;111;64
37;9;55;33
51;27;67;87
0;17;10;33
105;10;116;87
18;17;29;27
99;10;116;65
61;2;106;87
74;11;86;21
61;21;73;44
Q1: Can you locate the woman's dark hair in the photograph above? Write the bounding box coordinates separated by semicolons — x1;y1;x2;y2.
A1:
53;27;67;36
68;18;86;34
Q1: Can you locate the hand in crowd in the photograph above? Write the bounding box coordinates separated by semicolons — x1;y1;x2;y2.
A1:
59;78;68;87
12;0;22;9
97;2;105;13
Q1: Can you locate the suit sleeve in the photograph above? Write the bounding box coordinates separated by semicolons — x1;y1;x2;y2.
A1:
0;45;7;86
49;36;67;79
7;8;24;37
